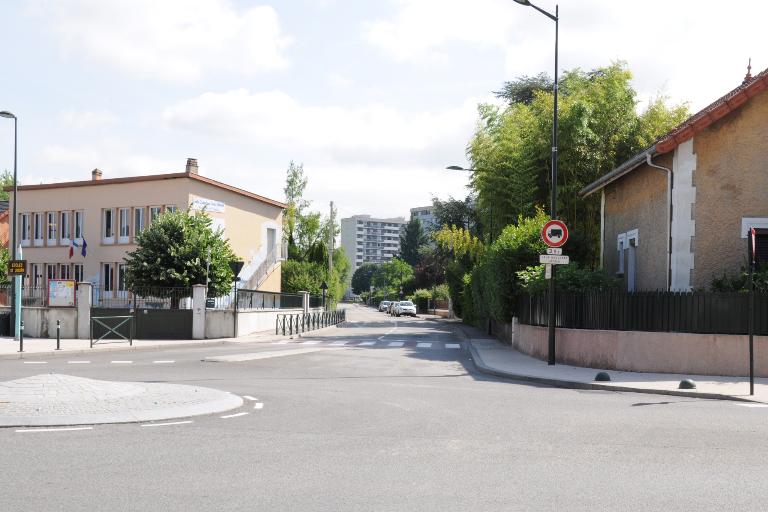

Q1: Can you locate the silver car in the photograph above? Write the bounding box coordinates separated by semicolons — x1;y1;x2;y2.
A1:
395;301;417;317
378;300;391;312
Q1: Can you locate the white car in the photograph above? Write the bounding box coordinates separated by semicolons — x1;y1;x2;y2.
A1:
395;301;417;317
378;300;391;312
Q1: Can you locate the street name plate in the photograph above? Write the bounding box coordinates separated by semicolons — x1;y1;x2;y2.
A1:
546;247;562;255
539;254;569;265
8;260;26;275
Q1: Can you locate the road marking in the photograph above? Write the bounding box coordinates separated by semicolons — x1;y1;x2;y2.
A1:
736;403;768;408
377;322;398;340
141;420;193;427
417;342;432;348
243;395;258;401
205;347;335;362
153;360;175;364
446;343;461;349
16;427;93;433
23;361;47;364
68;360;91;364
329;341;348;346
359;341;376;346
254;403;264;410
388;342;404;347
221;412;249;419
276;340;291;344
111;360;133;364
301;340;321;345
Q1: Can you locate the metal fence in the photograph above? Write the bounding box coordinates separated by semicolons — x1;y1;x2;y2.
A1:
92;286;193;310
275;309;346;336
207;289;319;310
518;291;768;335
0;285;47;307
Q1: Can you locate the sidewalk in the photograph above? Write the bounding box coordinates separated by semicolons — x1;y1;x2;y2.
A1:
427;316;768;404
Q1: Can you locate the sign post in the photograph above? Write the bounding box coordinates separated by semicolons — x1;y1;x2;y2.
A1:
541;220;569;366
749;228;757;395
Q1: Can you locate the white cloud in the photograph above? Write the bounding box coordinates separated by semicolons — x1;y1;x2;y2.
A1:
56;110;119;130
28;0;292;82
161;89;482;162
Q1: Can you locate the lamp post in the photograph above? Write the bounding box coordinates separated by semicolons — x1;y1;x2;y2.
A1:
513;0;559;365
0;111;20;341
446;165;494;241
320;281;328;310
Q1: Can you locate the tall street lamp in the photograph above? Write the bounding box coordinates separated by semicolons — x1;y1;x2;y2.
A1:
513;0;559;365
0;111;20;341
446;165;494;240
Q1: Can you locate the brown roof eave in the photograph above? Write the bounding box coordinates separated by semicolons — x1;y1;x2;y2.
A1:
578;147;657;198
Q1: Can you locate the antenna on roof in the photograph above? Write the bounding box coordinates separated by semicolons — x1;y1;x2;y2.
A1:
744;58;753;84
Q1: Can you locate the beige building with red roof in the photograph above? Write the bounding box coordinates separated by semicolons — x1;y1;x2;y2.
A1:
580;66;768;291
7;158;286;295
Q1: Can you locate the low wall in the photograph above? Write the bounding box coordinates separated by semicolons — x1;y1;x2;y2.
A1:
17;307;78;338
204;308;323;338
515;323;768;377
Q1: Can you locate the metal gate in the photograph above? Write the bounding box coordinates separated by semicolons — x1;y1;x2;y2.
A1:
91;287;193;340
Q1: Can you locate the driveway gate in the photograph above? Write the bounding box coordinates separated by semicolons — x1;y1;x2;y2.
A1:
91;287;193;340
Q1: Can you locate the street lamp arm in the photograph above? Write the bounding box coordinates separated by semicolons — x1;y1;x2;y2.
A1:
528;2;557;22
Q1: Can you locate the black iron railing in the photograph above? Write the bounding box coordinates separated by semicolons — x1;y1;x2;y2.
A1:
275;309;346;335
92;286;192;310
518;291;768;335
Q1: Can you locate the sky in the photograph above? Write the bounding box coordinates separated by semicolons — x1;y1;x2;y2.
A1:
0;0;765;221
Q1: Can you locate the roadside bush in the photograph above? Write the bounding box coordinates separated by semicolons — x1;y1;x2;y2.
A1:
410;289;432;313
432;283;450;301
517;263;621;295
710;266;768;293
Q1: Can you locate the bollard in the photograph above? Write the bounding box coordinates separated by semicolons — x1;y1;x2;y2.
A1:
18;320;24;353
56;320;61;350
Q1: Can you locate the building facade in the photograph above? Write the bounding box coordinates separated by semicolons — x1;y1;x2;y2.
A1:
409;205;437;233
340;214;406;275
580;67;768;292
8;159;286;295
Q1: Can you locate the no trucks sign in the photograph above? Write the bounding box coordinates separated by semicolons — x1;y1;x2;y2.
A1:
541;220;568;248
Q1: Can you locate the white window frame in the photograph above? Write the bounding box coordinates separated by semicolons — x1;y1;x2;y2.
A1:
46;263;57;282
102;263;114;294
149;206;161;223
46;211;57;246
33;213;44;246
134;207;145;239
73;264;84;283
165;205;177;213
118;264;128;291
20;213;30;247
102;208;115;245
60;211;71;245
74;211;84;241
616;233;627;275
118;207;130;244
30;263;43;288
59;264;71;280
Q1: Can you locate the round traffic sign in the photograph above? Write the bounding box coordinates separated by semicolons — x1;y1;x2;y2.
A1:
541;220;568;247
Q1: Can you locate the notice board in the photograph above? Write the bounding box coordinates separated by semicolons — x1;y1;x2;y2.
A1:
48;279;76;307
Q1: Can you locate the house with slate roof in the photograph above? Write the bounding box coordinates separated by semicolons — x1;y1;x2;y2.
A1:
579;64;768;292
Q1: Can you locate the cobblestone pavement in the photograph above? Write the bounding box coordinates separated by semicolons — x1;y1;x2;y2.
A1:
0;374;243;427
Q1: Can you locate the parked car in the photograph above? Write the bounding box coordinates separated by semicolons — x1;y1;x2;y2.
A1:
395;301;417;317
378;300;391;312
388;301;398;315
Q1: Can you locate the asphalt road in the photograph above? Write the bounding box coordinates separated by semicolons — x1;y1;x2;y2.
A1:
2;304;768;511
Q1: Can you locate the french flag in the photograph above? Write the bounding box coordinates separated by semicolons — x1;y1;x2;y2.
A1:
69;238;88;259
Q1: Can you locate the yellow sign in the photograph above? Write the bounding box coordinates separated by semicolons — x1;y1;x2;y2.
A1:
8;260;26;276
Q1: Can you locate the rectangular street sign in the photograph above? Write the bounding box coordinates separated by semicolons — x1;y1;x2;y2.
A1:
539;254;569;265
544;264;552;279
546;247;562;255
8;259;26;276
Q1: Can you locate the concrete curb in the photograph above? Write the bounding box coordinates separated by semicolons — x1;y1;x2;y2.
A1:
466;341;760;404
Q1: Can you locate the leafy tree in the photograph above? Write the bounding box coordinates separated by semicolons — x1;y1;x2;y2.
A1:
434;225;484;263
124;210;236;296
399;218;428;266
351;263;378;295
495;73;553;106
431;196;478;234
281;248;349;305
517;263;620;295
372;258;414;298
0;170;13;201
0;246;9;285
283;161;309;252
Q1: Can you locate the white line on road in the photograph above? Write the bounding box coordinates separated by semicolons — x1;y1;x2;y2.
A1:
243;395;258;401
446;343;461;349
23;361;48;364
301;341;321;345
110;360;133;364
359;341;376;346
377;321;398;340
221;412;249;419
141;420;193;427
16;427;93;433
416;342;432;348
329;341;348;346
736;403;768;408
254;403;264;410
388;342;404;347
68;360;91;364
153;360;175;364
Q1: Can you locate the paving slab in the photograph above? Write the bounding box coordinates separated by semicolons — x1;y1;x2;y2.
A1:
0;374;243;427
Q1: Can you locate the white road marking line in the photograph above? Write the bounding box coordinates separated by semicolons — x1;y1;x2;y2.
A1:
301;340;321;345
276;340;291;344
68;360;91;364
221;412;249;419
254;403;264;410
23;361;48;364
111;360;133;364
446;343;461;349
153;360;175;364
388;342;404;347
359;341;376;346
330;341;348;346
141;420;193;427
243;395;258;401
16;427;93;433
736;403;768;408
417;342;432;348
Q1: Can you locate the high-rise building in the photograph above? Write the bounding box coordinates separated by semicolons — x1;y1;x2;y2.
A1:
409;205;437;233
340;215;406;293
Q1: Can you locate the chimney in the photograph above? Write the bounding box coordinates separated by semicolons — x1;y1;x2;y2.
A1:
186;158;199;174
91;168;102;181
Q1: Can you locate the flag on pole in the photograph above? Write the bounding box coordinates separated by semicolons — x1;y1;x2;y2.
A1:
69;240;74;259
69;238;88;258
80;238;87;257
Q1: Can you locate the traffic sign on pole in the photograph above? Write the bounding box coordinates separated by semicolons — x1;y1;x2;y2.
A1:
541;220;568;247
539;254;569;265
